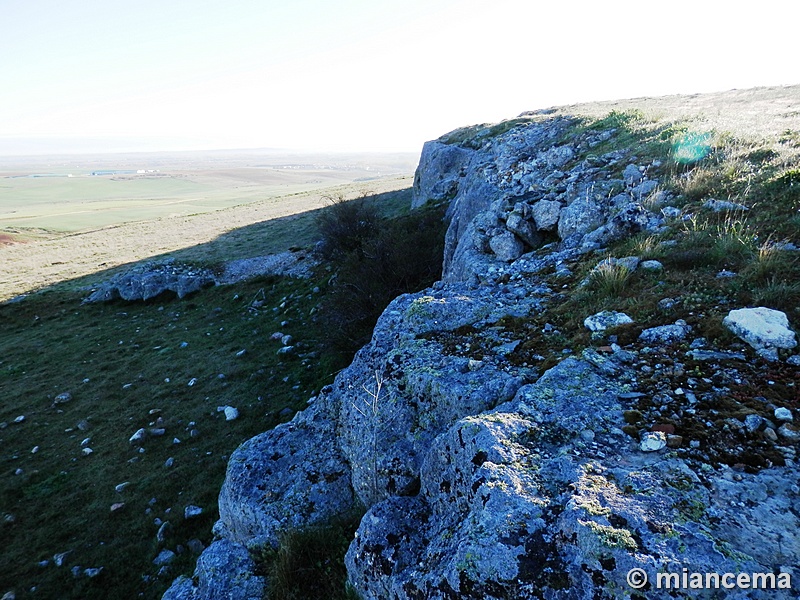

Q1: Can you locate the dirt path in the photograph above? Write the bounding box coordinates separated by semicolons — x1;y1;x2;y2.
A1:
0;176;412;301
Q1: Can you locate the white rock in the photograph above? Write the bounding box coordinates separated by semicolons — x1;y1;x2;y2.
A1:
81;437;91;447
775;407;793;422
13;415;25;423
187;377;198;386
115;482;130;493
153;549;176;566
184;505;203;519
31;446;39;454
81;448;93;456
84;567;103;578
723;307;797;353
54;392;73;405
584;311;634;332
223;406;239;421
129;428;146;444
640;431;667;452
640;260;664;271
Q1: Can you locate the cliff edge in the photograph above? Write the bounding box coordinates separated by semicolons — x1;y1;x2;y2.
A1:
165;86;800;599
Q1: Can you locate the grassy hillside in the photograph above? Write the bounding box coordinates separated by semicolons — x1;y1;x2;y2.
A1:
0;182;435;599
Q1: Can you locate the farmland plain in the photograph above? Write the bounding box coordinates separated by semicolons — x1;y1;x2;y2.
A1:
0;150;417;301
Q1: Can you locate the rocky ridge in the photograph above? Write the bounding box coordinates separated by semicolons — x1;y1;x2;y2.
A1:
164;110;799;599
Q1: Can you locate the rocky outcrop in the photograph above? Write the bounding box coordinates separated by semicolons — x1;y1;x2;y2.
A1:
412;117;666;284
83;251;316;303
164;113;799;599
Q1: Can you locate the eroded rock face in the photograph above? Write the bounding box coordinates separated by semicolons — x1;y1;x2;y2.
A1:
347;355;800;599
165;114;800;600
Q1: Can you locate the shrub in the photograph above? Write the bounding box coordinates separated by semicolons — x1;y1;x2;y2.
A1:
315;193;381;261
589;262;632;298
265;510;364;600
318;202;447;353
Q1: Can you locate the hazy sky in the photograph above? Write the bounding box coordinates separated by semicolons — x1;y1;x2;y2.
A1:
1;0;797;154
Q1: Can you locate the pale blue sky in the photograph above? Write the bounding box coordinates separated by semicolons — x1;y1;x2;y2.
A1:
1;0;797;155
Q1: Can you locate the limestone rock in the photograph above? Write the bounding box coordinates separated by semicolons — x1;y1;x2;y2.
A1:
584;311;633;332
411;141;473;208
558;196;604;240
638;320;692;345
489;231;524;262
161;540;265;600
723;307;797;355
530;199;561;230
505;213;541;247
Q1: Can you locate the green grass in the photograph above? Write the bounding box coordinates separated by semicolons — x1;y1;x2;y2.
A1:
0;273;348;599
263;510;365;600
0;184;434;600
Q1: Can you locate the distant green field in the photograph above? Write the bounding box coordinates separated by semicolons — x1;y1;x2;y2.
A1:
0;172;365;232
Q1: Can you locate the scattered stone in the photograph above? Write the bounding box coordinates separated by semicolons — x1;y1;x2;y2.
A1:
76;420;90;431
623;164;644;184
81;448;93;456
686;349;746;361
658;297;676;310
280;334;294;346
639;260;663;271
723;307;797;358
84;567;103;578
640;431;667;452
788;355;800;366
689;440;701;448
13;469;23;476
53;392;73;405
235;349;247;357
129;428;146;444
31;446;39;454
666;434;683;448
217;406;239;421
115;482;130;493
53;551;71;567
704;198;749;212
184;505;203;520
778;424;800;442
775;407;793;422
744;414;765;432
153;549;176;566
80;437;91;447
148;428;166;436
165;457;175;468
639;320;691;345
277;346;295;356
13;416;24;424
187;378;198;387
584;310;633;332
661;206;681;218
187;539;205;554
763;428;778;442
110;503;126;512
157;521;173;544
270;332;283;341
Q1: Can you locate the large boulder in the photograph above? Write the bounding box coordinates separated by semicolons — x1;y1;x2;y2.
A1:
161;539;266;600
723;307;797;360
